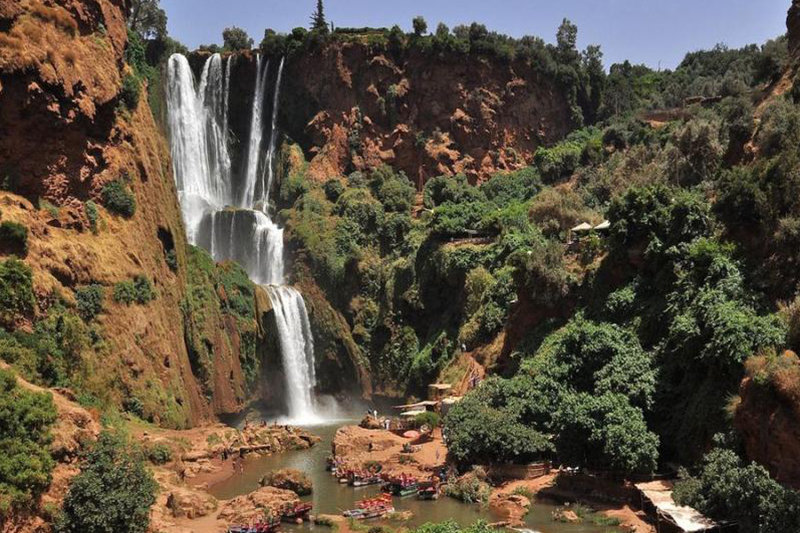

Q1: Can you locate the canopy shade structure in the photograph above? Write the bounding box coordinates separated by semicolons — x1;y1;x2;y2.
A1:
393;400;438;410
594;220;611;230
400;410;427;418
571;222;593;232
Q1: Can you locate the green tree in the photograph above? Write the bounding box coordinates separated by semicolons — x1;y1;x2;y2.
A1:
57;432;157;533
222;26;254;51
674;446;800;533
0;368;57;517
412;16;428;37
310;0;328;34
556;18;579;65
127;0;167;40
444;376;555;465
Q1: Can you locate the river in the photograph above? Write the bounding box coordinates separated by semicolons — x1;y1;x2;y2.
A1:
208;419;621;533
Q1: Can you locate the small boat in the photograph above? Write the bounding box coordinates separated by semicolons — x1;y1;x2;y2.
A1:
342;493;394;520
227;516;280;533
280;502;313;522
384;474;419;496
417;480;440;500
349;470;383;487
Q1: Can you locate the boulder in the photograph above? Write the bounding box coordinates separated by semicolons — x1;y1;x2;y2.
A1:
217;486;299;524
260;468;313;495
166;487;218;519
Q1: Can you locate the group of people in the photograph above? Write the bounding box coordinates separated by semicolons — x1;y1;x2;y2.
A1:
221;446;246;474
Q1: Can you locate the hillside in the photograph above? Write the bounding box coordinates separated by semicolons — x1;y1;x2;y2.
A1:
0;0;274;428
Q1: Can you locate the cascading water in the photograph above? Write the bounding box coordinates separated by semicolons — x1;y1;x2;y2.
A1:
166;52;321;423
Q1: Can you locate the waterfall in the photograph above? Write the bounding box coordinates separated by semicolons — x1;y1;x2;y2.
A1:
266;286;318;421
240;55;270;209
166;52;320;423
261;57;285;207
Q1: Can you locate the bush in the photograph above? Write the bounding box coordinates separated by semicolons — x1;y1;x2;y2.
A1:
0;221;28;256
143;442;172;465
120;74;141;109
113;276;154;306
414;411;440;429
112;281;137;305
132;276;154;304
0;368;57;518
323;179;344;202
57;431;157;533
443;469;491;504
674;445;800;533
75;285;104;321
85;201;99;233
0;258;35;326
101;179;136;218
533;141;583;183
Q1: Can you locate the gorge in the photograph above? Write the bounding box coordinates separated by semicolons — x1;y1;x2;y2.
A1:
0;0;799;532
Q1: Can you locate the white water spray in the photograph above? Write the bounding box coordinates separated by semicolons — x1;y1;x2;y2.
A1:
166;52;320;423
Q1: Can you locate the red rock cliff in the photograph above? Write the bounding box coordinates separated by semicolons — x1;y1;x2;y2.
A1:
0;0;264;427
278;41;571;188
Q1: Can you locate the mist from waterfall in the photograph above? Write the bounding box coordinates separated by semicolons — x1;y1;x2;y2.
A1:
166;52;321;423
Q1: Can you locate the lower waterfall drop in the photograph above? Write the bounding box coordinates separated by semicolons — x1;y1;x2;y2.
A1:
266;285;320;423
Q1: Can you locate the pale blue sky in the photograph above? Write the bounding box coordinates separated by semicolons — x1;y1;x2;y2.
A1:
161;0;789;69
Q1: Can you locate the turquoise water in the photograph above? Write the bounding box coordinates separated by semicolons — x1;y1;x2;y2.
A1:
208;420;620;533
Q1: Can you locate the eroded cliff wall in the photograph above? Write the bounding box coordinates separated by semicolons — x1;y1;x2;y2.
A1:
0;0;268;427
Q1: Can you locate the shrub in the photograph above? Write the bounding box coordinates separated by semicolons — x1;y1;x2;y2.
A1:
533;141;583;183
56;431;157;533
0;368;57;518
444;469;491;504
132;276;154;304
674;445;800;533
112;281;136;305
85;201;99;233
0;258;35;326
113;277;154;306
101;179;136;218
75;285;104;321
120;73;141;109
323;179;344;202
165;249;178;272
414;411;440;429
0;221;28;256
143;442;172;465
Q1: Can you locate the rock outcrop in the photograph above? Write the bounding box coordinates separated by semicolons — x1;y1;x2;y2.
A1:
216;486;299;525
260;468;313;495
789;0;800;60
735;351;800;488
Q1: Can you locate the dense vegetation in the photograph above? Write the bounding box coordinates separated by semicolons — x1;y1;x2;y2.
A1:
267;7;800;527
56;431;157;533
0;368;57;518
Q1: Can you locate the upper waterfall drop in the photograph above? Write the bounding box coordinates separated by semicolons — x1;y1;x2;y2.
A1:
165;52;322;424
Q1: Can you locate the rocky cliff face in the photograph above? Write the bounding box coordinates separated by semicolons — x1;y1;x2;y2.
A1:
789;0;800;59
736;352;800;488
277;42;571;188
0;0;270;427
